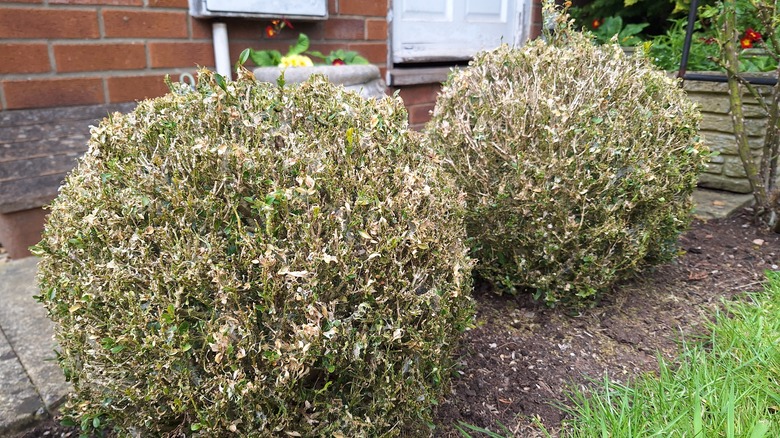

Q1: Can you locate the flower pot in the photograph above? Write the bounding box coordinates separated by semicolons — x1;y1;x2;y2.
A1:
253;64;387;99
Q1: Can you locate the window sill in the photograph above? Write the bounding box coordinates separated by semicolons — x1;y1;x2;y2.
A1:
386;66;461;86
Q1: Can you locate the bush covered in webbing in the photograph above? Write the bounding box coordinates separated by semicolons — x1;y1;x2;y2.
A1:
427;29;706;305
35;69;473;437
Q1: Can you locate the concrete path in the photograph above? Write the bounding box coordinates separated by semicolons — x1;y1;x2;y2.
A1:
0;188;756;434
0;257;69;434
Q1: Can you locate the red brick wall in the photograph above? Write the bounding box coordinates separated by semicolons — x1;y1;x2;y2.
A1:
0;0;389;110
393;83;440;131
0;0;543;126
531;0;544;40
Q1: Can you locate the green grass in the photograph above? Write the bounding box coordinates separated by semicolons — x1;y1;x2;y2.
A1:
559;270;780;438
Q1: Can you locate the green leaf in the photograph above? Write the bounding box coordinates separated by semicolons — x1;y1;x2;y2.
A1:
214;73;226;91
191;422;202;431
92;416;101;429
307;50;327;59
238;48;250;65
289;33;310;56
249;49;282;67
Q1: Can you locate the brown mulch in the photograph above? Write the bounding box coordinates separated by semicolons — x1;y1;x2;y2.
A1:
434;209;779;437
9;210;780;438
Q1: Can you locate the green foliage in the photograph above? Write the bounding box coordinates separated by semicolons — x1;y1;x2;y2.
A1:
426;30;706;305
559;270;780;437
247;33;310;66
35;69;474;437
571;0;678;36
242;33;369;67
308;49;369;66
646;18;721;71
590;16;649;46
647;13;778;72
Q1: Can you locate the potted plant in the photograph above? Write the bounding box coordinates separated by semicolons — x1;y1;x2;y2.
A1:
239;19;386;99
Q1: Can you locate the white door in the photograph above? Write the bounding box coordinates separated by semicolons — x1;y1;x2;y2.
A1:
391;0;528;64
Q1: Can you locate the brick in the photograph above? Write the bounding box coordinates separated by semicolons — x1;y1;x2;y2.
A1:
346;42;386;64
0;44;50;74
0;0;42;3
324;18;364;40
232;19;324;41
0;8;99;39
223;18;266;40
408;103;435;126
366;19;387;40
0;208;48;259
103;10;187;38
148;0;188;7
149;42;215;68
3;77;104;109
54;43;146;73
397;83;441;106
291;21;324;40
191;17;213;39
50;0;142;5
107;75;169;103
328;0;337;14
339;0;387;16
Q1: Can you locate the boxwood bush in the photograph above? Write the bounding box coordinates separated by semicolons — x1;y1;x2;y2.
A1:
35;70;473;437
426;30;706;305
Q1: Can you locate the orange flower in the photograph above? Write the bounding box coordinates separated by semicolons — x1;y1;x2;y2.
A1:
745;28;762;42
740;37;753;49
592;18;602;29
265;18;294;38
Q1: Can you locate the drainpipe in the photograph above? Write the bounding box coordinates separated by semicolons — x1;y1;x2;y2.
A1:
212;22;232;80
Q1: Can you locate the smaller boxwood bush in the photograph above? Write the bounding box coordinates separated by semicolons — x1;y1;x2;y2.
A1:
35;69;473;437
426;28;706;305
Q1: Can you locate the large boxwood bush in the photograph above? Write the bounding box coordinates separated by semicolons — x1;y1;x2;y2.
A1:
426;30;706;305
35;70;473;437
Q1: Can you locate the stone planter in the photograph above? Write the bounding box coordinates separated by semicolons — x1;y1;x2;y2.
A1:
683;72;775;193
252;64;387;99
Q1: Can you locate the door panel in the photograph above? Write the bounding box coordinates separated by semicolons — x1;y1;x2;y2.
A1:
392;0;522;63
400;0;451;20
465;0;506;22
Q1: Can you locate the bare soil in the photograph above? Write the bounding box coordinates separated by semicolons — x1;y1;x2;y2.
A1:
9;210;780;438
434;210;780;437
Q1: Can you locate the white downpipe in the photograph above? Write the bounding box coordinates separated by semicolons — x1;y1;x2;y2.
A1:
212;22;232;80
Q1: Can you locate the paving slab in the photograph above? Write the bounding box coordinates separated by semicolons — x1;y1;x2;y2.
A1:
692;188;754;220
0;327;45;432
0;257;70;433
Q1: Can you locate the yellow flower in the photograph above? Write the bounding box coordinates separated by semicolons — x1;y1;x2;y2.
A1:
279;54;314;68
